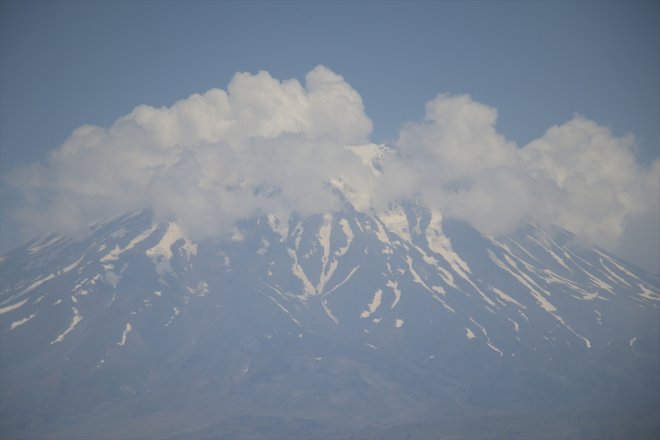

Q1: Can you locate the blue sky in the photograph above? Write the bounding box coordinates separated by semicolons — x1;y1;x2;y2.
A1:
0;1;658;271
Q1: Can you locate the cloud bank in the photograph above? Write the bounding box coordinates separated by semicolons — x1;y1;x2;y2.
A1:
5;66;659;272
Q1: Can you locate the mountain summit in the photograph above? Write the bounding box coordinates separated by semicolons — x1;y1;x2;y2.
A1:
1;203;659;439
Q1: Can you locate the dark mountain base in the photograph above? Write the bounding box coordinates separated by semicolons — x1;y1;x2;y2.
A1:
6;404;659;440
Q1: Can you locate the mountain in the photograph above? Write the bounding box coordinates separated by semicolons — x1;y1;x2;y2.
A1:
1;201;659;439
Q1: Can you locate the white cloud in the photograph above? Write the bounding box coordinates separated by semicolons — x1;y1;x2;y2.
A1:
4;68;658;272
387;94;659;272
5;66;373;241
386;94;530;235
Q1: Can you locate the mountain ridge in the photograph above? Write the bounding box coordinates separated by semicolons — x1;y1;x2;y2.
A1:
1;204;658;439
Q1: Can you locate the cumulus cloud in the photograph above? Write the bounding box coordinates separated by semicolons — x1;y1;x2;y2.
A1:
5;65;373;240
384;93;659;272
383;94;530;235
4;66;658;272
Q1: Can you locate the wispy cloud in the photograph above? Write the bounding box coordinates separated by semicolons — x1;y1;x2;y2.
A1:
5;66;658;271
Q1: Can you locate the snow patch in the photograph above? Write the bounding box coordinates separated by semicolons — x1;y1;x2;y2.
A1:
470;317;503;356
267;213;289;240
100;245;122;263
490;286;526;309
324;265;360;296
346;144;385;176
62;255;85;274
508;318;520;333
378;206;411;243
28;235;62;254
101;223;159;262
22;273;56;295
372;218;391;247
386;280;402;309
146;222;196;266
287;248;316;299
432;285;446;295
316;213;339;294
0;298;28;315
361;289;383;318
598;258;631;287
165;307;180;327
322;299;340;325
489;250;557;313
257;238;271;255
335;218;353;256
639;284;660;301
329;178;372;212
582;292;599;301
186;281;209;297
10;313;37;330
231;227;245;241
584;271;614;293
117;323;132;346
593;249;640;280
267;296;302;327
595;309;603;325
426;211;471;275
525;233;570;271
51;307;82;344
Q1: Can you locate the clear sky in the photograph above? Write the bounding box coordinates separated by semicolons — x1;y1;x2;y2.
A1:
0;1;658;271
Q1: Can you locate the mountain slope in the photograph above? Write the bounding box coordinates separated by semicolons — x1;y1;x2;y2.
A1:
1;205;659;439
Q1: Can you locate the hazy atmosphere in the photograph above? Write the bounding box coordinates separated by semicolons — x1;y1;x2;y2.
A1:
1;1;658;273
1;3;659;439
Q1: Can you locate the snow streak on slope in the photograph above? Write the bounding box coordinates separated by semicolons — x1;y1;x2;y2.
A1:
361;289;383;318
28;235;63;254
0;299;28;315
316;214;339;294
470;317;503;356
266;213;288;240
267;295;302;327
146;222;197;270
51;307;82;344
10;313;37;330
335;219;353;256
101;223;158;262
324;266;360;296
345;144;385;176
423;212;498;308
387;280;402;309
489;286;526;309
639;284;660;302
405;255;455;313
378;207;412;244
22;274;56;296
426;212;471;276
488;249;592;348
286;246;315;300
117;323;132;346
489;250;557;313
